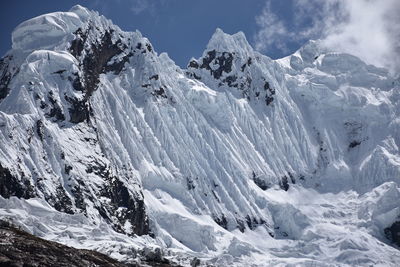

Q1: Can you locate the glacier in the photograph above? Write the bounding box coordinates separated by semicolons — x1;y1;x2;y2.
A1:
0;5;400;266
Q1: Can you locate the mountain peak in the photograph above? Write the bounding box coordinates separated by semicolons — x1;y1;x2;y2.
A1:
206;28;253;56
11;10;84;51
69;5;91;21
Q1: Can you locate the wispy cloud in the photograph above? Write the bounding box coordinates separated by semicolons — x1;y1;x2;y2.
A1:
254;0;400;72
129;0;173;16
254;2;289;53
89;0;170;16
130;0;151;15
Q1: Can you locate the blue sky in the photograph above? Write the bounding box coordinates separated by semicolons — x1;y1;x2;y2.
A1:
1;0;398;71
0;0;308;67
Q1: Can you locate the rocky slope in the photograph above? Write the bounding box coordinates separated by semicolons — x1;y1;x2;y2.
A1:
0;220;175;267
0;221;129;267
0;5;400;266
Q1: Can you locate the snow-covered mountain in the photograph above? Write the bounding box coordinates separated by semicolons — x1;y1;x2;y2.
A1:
1;5;400;266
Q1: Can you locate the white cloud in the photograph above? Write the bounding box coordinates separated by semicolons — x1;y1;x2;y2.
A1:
254;0;400;73
254;2;290;53
322;0;400;73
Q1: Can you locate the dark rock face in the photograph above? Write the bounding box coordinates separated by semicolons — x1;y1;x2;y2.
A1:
236;218;246;232
47;91;66;121
70;28;87;58
35;174;75;215
187;52;276;107
152;86;168;98
288;172;296;184
190;257;201;267
235;215;267;233
199;50;234;79
0;55;17;102
68;27;132;123
0;221;130;267
214;212;267;233
78;161;150;236
252;171;269;190
245;215;267;230
264;80;275;106
349;140;361;148
63;26;150;236
253;177;269;190
200;50;216;71
241;57;252;72
65;95;91;123
385;221;400;247
186;177;196;190
0;72;11;101
279;175;290;191
188;60;199;69
222;75;238;87
150;74;159;81
36;120;44;141
77;29;128;97
0;163;36;199
213;215;228;229
50;185;75;214
101;177;149;236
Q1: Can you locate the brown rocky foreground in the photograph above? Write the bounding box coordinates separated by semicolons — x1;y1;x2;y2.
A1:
0;221;176;267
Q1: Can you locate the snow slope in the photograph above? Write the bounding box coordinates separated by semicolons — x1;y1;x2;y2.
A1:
1;5;400;266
